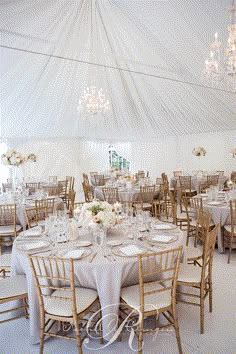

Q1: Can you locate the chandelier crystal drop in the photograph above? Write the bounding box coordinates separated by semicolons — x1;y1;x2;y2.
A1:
78;85;110;115
204;1;236;86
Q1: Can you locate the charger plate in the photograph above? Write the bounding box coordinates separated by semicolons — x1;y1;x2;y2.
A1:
207;201;227;206
58;248;92;260
152;223;177;231
148;234;178;244
112;244;147;257
16;240;51;253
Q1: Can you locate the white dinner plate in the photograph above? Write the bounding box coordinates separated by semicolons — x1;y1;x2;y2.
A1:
112;244;147;257
207;201;226;206
16;240;51;252
107;240;123;247
77;240;92;247
148;235;177;244
153;223;177;231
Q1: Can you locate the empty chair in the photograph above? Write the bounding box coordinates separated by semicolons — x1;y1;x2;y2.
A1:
82;173;90;185
93;174;105;186
2;183;13;193
29;256;101;354
206;175;219;187
183;197;203;246
42;185;59;196
82;183;94;202
177;225;219;334
102;187;119;204
35;198;55;215
137;185;157;214
178;176;197;212
0;275;28;324
48;176;57;183
25;182;40;195
222;200;236;263
120;247;183;354
0;204;22;254
25;206;48;229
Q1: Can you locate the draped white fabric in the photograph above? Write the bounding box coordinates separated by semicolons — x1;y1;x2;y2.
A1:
1;0;235;142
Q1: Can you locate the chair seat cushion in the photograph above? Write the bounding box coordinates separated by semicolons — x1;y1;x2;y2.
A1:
142;203;152;209
0;225;22;235
0;275;27;300
0;253;12;267
44;287;98;317
178;264;202;283
224;225;236;234
121;283;171;312
186;247;202;260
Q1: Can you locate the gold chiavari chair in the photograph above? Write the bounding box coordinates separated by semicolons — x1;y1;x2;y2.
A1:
94;174;105;186
82;173;90;185
0;275;28;323
216;171;224;177
177;225;219;334
222;200;236;263
230;171;236;183
42;185;59;196
2;183;13;193
102;187;119;204
67;190;76;218
29;256;101;354
35;198;55;215
178;176;197;213
155;177;163;186
120;247;183;354
135;185;157;214
0;204;22;254
168;192;188;229
25;206;48;229
82;182;94;202
183;197;203;246
206;175;219;187
25;182;40;195
48;176;57;183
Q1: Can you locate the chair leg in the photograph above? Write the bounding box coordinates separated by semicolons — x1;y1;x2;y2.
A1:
228;237;232;264
74;319;82;354
39;330;45;354
200;288;204;334
138;323;143;354
23;297;29;319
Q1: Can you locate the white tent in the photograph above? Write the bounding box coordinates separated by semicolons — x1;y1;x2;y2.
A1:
0;0;236;186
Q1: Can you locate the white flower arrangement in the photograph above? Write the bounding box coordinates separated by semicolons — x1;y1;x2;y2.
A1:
1;150;25;166
1;150;37;166
192;147;207;157
77;200;116;227
231;148;236;158
27;153;37;162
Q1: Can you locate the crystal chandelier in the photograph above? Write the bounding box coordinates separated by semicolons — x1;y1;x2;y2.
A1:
204;1;236;86
78;85;110;115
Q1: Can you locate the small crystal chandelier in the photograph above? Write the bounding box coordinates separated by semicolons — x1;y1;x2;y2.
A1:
204;1;236;86
78;85;110;115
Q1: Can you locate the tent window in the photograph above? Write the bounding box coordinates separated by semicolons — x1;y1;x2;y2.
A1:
109;146;130;172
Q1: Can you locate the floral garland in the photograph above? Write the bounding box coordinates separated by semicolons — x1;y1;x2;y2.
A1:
1;150;37;166
192;147;206;157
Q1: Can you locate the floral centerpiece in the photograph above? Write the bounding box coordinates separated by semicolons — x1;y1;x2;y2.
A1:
76;200;116;227
1;150;25;166
192;147;206;157
231;148;236;158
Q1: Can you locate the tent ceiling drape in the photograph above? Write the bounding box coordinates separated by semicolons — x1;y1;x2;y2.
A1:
1;0;235;142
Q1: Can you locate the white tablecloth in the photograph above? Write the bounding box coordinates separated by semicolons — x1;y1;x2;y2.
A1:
94;186;141;202
170;176;228;193
11;223;185;344
203;201;230;253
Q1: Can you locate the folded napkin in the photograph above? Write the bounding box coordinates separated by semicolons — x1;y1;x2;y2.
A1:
63;249;84;259
120;245;144;256
23;226;42;236
153;224;173;230
151;235;175;243
23;241;48;250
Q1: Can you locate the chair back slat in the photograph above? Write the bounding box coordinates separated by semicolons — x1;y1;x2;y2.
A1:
102;187;119;204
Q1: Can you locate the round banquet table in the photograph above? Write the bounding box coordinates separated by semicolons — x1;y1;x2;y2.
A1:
170;176;228;193
202;198;231;253
11;222;186;345
94;186;141;202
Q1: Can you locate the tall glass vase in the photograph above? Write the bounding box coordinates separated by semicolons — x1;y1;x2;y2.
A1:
9;165;19;190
